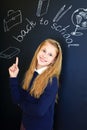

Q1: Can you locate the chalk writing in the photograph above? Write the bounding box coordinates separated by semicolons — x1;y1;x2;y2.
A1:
68;43;79;47
51;23;73;44
40;17;49;25
13;18;36;42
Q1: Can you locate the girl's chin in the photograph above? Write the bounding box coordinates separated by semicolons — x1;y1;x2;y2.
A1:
37;64;46;67
37;64;47;68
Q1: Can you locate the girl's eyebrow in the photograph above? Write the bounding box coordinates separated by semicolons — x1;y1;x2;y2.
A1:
41;47;46;50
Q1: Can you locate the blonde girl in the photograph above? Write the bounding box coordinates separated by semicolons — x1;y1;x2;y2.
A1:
9;38;62;130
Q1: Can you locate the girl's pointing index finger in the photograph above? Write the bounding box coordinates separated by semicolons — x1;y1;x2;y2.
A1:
15;57;19;66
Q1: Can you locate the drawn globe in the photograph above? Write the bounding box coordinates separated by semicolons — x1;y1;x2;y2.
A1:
71;8;87;30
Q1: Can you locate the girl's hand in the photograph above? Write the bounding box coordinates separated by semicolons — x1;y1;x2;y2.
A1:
8;57;19;77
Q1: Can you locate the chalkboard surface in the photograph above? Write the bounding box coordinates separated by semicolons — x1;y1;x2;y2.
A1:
0;0;87;130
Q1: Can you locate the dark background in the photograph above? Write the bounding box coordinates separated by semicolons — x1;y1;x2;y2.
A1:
0;0;87;130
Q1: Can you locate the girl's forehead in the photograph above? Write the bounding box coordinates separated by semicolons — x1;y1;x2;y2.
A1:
42;42;53;48
41;42;57;50
40;42;58;54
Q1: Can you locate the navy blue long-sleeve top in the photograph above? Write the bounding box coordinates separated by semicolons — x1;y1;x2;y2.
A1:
9;71;58;130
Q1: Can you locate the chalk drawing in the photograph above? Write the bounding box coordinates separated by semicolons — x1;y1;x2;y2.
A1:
71;8;87;36
53;5;72;22
36;0;50;17
3;10;22;32
3;2;87;48
0;47;20;59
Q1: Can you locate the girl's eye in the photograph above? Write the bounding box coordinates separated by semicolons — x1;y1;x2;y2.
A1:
42;49;46;53
49;53;53;56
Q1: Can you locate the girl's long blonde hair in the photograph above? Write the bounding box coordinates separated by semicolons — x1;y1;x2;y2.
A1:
22;38;62;98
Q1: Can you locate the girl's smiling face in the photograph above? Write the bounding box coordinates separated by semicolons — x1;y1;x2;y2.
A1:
36;42;58;69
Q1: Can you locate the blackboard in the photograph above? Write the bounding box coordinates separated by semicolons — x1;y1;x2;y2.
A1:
0;0;87;130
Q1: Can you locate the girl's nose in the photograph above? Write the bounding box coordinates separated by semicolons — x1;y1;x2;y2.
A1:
43;53;47;58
